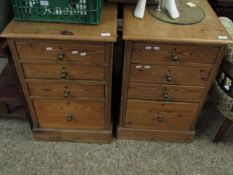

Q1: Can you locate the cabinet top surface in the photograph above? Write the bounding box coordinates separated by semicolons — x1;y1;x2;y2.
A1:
123;0;233;44
1;3;117;42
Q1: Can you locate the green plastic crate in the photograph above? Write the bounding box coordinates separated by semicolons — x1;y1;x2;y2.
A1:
10;0;103;24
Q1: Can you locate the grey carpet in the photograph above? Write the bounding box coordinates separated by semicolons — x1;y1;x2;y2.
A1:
0;101;233;175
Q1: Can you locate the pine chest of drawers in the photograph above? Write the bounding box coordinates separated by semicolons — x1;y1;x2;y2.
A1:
1;4;117;143
118;1;233;142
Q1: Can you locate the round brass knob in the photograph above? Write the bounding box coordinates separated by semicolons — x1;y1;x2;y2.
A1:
66;114;73;122
63;89;70;98
163;89;169;99
57;50;65;61
157;114;164;123
60;69;68;79
165;71;172;82
171;53;178;62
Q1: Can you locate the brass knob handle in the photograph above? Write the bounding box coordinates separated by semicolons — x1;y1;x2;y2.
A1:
60;69;67;79
171;53;178;62
57;50;65;61
66;114;73;122
165;71;172;82
64;89;70;98
163;88;169;99
157;114;164;123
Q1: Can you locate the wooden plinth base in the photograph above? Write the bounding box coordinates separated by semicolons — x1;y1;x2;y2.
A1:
117;127;195;143
33;128;112;144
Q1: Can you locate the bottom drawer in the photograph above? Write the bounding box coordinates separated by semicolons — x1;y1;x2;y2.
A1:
125;100;198;131
33;99;105;130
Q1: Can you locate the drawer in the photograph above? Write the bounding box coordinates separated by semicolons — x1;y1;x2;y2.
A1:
16;42;105;63
33;99;105;130
132;42;219;64
125;100;198;131
130;64;211;86
23;64;105;80
27;81;104;98
128;83;204;102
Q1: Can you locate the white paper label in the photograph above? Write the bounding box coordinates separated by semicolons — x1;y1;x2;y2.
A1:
136;65;142;69
186;2;196;7
101;33;111;37
46;47;53;51
145;46;152;50
145;65;151;69
154;46;160;51
40;0;49;6
72;50;78;55
80;52;87;57
218;35;228;40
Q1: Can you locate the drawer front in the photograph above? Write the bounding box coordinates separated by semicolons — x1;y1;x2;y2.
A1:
132;42;219;64
128;83;204;102
130;64;211;85
33;99;105;129
28;82;105;98
16;42;105;63
125;100;198;131
23;64;105;80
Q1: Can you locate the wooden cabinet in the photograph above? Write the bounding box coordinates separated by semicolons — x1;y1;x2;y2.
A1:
1;4;117;143
118;1;233;142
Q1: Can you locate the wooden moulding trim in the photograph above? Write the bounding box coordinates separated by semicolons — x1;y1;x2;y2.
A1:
130;60;215;68
117;127;195;143
1;33;117;43
12;38;107;46
123;36;233;45
19;60;107;66
130;41;224;47
29;96;105;101
33;128;112;144
25;79;106;84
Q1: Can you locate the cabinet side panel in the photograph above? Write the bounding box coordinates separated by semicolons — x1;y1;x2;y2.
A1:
105;43;114;130
119;41;132;126
190;45;227;130
7;39;39;127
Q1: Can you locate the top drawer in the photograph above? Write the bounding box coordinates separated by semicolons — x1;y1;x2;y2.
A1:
16;42;105;63
132;42;220;64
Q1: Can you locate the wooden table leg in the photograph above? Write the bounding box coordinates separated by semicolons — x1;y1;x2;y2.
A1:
214;118;233;142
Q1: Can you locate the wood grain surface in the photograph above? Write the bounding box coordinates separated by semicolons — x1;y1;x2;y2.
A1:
128;83;204;102
27;81;105;98
125;100;198;131
132;42;220;64
33;99;105;130
129;64;211;85
16;41;105;63
117;127;195;142
22;64;105;80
